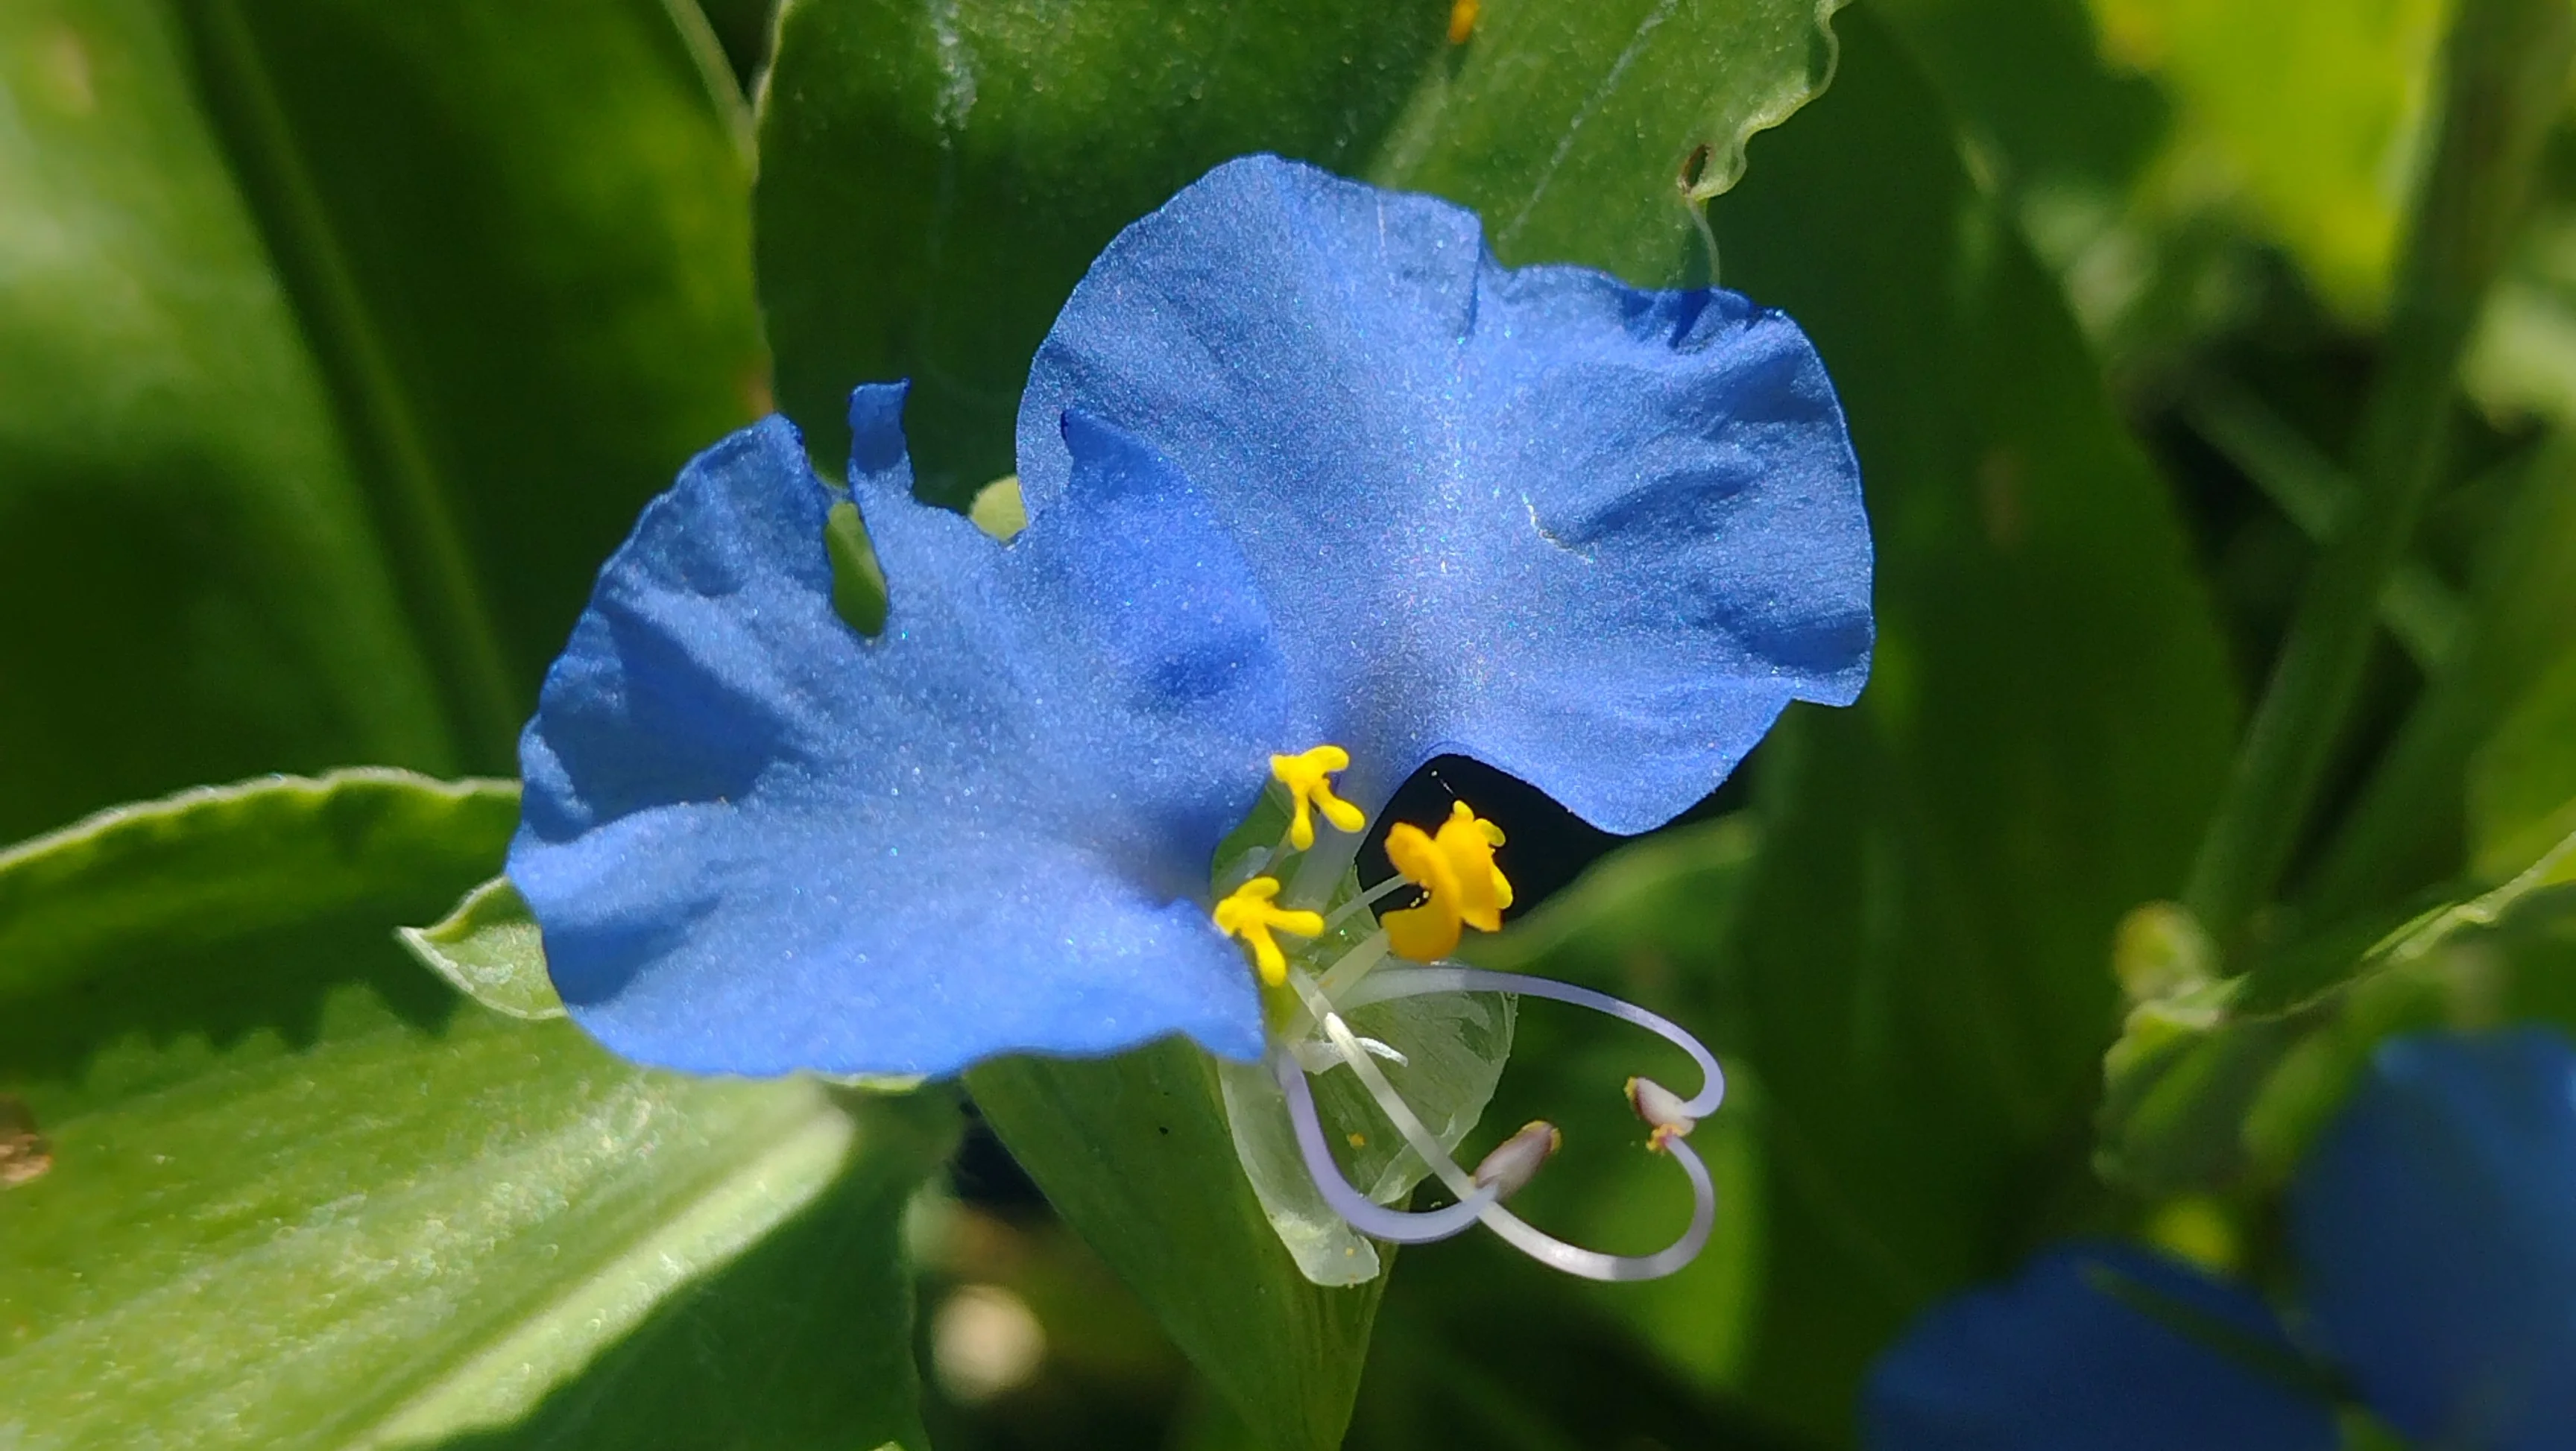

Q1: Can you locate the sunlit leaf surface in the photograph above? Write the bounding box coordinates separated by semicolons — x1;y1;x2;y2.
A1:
0;771;950;1451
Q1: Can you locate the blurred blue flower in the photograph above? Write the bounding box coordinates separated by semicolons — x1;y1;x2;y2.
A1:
510;154;1870;1085
1866;1027;2576;1449
1862;1243;2336;1451
2292;1027;2576;1450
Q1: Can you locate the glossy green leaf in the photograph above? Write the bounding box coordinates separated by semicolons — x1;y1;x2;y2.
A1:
1366;0;1846;279
754;0;1841;496
0;0;763;839
966;1045;1383;1451
1700;12;2239;1437
180;0;768;748
0;771;950;1451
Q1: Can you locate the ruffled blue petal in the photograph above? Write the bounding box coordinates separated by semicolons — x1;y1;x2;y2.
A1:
1863;1244;2336;1451
2291;1028;2576;1450
1017;154;1872;832
510;387;1286;1077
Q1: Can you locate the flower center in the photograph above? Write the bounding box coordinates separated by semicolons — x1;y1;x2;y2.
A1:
1206;745;1726;1283
1212;744;1516;996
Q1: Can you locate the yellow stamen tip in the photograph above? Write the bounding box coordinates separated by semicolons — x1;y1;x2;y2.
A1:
1213;876;1322;986
1271;745;1366;855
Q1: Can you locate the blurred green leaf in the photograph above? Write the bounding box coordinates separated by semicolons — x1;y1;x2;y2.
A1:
1876;0;2164;207
0;771;950;1451
754;0;1842;496
966;1045;1383;1451
1699;11;2239;1437
692;0;777;90
2099;824;2576;1195
180;0;767;752
2466;106;2576;427
0;0;763;840
0;0;457;839
2473;651;2576;874
2304;437;2576;914
2089;0;2448;315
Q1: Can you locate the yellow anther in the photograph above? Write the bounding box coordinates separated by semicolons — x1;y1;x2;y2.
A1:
1213;876;1323;987
1270;745;1367;851
1382;800;1513;962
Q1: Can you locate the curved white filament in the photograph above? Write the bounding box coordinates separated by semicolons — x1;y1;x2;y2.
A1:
1336;964;1725;1119
1283;967;1722;1282
1273;1046;1497;1243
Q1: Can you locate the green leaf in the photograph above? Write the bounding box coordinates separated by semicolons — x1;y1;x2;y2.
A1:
754;0;1842;496
2474;651;2576;875
0;771;950;1451
180;0;768;750
2098;824;2576;1195
966;1044;1383;1451
2466;125;2576;428
1698;11;2240;1437
0;0;456;840
396;873;564;1020
2089;0;2448;315
1366;0;1846;279
2306;437;2576;911
0;0;763;838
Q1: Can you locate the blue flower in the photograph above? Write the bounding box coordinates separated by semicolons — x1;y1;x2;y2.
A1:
1864;1028;2576;1447
513;397;1288;1077
1018;155;1872;829
510;154;1872;1277
2292;1027;2576;1450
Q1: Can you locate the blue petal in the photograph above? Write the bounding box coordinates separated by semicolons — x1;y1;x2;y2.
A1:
2291;1028;2576;1449
510;387;1287;1077
1017;154;1872;832
1863;1244;2336;1451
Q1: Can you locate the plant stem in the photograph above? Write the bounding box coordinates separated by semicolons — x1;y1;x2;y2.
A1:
2180;0;2575;944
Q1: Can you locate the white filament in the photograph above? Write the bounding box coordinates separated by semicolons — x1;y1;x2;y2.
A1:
1278;967;1720;1283
1274;1046;1498;1242
1339;965;1724;1119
